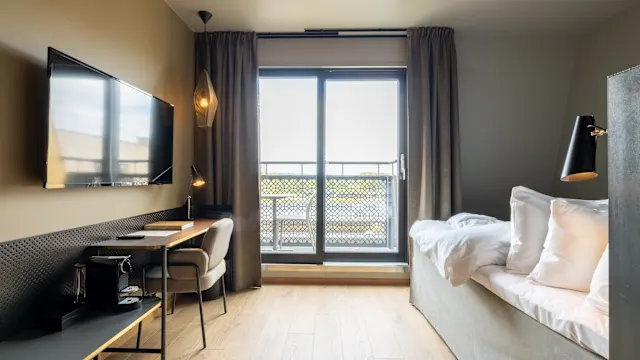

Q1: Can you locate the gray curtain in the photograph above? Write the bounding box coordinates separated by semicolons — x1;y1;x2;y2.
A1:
194;32;261;291
407;27;462;224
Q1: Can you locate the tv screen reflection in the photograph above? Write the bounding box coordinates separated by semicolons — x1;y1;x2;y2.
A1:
45;49;173;188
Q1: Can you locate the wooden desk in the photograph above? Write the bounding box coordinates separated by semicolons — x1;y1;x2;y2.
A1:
92;219;219;250
0;297;161;360
89;218;218;360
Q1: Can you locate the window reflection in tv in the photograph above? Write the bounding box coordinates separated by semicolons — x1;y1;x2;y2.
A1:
45;48;173;188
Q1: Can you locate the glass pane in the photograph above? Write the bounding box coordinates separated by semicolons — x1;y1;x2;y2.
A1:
49;77;106;185
118;83;152;183
325;79;399;254
259;77;317;255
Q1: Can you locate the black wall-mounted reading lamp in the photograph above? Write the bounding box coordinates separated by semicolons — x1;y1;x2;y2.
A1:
560;115;609;182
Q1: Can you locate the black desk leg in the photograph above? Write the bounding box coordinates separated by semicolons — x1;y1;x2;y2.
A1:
161;246;167;360
136;322;142;348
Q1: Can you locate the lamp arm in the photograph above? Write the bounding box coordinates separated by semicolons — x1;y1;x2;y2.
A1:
587;124;608;137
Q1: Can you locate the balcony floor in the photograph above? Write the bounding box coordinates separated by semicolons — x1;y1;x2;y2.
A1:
260;245;398;254
261;231;395;250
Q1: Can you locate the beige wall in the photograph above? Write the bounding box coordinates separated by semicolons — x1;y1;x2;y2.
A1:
0;0;194;242
258;35;575;219
553;4;640;199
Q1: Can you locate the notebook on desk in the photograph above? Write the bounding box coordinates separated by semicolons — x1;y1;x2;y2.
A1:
144;221;194;231
127;230;178;237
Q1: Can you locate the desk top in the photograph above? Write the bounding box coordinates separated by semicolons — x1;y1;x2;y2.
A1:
90;219;218;250
0;297;161;360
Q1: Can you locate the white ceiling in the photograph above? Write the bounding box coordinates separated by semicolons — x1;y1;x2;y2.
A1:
165;0;634;36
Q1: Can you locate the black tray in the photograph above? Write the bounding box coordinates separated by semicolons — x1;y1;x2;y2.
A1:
42;298;87;332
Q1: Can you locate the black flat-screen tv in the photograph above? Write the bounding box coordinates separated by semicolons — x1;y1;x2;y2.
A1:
44;48;174;189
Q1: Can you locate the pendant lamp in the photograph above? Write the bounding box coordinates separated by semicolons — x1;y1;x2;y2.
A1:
194;11;218;128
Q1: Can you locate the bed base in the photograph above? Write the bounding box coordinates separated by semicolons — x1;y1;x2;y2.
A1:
410;244;605;360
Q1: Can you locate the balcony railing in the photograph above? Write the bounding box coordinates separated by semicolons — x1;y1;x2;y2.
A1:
260;161;399;253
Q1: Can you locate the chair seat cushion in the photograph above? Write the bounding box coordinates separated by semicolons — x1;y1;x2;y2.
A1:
146;259;226;294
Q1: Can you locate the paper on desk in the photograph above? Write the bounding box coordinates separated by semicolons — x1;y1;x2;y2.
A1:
128;230;179;237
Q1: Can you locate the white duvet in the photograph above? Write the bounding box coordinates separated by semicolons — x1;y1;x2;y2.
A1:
410;217;511;286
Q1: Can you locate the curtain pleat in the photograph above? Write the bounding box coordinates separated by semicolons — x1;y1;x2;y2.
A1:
407;27;462;225
194;32;261;291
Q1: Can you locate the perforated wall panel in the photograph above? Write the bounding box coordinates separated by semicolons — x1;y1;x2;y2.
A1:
0;208;182;341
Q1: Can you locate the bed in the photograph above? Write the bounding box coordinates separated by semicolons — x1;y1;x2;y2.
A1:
410;241;607;360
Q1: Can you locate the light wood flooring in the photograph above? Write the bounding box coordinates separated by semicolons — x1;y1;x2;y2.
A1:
105;285;454;360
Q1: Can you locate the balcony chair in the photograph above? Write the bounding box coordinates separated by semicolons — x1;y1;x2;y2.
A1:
142;218;234;349
275;192;315;251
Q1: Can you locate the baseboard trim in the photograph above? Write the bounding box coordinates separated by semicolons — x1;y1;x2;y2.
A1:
262;277;409;286
262;263;410;286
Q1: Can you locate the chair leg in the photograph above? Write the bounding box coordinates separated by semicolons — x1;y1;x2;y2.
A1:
275;220;282;250
221;276;228;314
196;268;207;349
279;220;285;244
171;293;177;315
307;219;315;251
135;322;142;348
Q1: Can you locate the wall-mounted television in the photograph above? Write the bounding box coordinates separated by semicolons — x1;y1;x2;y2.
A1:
44;47;174;189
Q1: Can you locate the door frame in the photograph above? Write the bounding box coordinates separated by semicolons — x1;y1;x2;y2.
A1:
259;68;408;264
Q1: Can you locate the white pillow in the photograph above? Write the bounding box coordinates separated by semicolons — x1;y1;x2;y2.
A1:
505;186;608;274
506;187;553;274
527;199;608;292
586;245;609;315
446;212;501;228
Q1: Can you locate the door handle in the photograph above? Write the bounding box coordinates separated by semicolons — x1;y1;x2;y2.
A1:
400;154;406;180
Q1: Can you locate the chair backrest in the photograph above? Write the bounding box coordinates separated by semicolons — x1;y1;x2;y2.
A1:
201;218;234;270
304;192;315;220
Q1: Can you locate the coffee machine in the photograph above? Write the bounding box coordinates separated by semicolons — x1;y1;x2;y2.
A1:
86;255;142;312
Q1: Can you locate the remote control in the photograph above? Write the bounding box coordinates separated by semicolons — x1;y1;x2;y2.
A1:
116;235;146;240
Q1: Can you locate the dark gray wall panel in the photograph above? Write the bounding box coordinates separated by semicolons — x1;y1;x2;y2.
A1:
608;65;640;360
0;208;181;341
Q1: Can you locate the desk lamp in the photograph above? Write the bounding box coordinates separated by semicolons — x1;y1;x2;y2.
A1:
187;165;205;220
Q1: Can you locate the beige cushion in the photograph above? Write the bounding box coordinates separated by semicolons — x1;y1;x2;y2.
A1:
202;218;233;271
146;259;226;294
167;248;209;280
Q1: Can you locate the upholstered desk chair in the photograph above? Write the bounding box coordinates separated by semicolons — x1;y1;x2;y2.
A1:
143;218;233;348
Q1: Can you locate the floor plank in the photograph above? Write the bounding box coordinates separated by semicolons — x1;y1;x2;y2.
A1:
105;285;453;360
313;314;344;360
338;290;374;360
282;333;314;360
288;286;319;334
361;290;404;359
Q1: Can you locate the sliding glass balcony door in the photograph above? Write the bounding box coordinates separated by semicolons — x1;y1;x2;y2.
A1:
259;69;407;263
259;75;319;263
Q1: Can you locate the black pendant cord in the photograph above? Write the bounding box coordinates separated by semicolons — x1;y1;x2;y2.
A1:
204;22;208;66
200;12;210;72
197;10;213;66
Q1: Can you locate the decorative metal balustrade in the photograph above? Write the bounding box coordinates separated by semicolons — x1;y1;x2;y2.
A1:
260;161;399;252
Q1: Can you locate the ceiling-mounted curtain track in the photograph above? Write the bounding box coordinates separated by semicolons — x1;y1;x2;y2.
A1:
257;28;407;39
